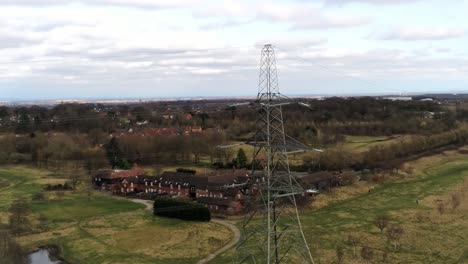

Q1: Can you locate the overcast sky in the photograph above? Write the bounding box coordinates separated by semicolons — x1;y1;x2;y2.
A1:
0;0;467;100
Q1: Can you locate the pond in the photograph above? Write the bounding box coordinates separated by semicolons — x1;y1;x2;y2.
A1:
28;249;62;264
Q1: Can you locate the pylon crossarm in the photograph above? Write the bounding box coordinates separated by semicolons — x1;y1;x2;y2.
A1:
271;191;304;198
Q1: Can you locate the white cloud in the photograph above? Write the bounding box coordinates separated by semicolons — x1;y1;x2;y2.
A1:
0;0;467;99
381;27;466;41
256;3;371;29
324;0;421;5
0;0;202;9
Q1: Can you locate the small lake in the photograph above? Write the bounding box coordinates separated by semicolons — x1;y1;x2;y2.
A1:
29;249;62;264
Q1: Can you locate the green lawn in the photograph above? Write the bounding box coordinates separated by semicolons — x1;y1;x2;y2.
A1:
31;197;144;222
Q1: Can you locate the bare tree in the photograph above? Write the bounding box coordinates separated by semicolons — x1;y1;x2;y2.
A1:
436;201;446;215
451;193;461;210
38;214;49;231
346;234;360;256
360;245;373;262
386;224;405;249
382;249;389;263
8;198;32;236
0;229;27;264
374;215;390;233
336;244;345;264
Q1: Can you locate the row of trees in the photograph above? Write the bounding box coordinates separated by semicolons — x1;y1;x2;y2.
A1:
302;126;468;171
0;132;109;173
106;132;229;167
362;126;468;167
2;98;463;143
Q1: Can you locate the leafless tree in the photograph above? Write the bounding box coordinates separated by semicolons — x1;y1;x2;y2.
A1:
8;198;32;235
0;229;27;264
360;245;373;262
436;201;446;215
38;214;49;231
386;224;405;249
346;234;360;256
374;215;390;233
451;193;461;210
382;249;389;263
336;244;344;264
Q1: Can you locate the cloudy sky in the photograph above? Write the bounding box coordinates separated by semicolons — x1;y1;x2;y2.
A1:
0;0;467;100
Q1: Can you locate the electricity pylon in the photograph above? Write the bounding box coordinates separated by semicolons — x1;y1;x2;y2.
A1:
234;44;315;264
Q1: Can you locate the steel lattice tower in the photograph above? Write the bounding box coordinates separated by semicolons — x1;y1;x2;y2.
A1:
234;44;315;264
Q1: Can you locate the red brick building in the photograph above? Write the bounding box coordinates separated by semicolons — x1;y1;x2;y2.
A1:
94;165;146;192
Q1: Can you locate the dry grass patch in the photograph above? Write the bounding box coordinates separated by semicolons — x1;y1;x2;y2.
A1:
17;226;76;245
311;181;377;210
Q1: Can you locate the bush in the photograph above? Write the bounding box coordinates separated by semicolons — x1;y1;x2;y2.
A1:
31;192;46;202
153;198;210;221
175;168;196;174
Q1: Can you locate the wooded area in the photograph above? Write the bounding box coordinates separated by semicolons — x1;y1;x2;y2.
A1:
1;97;467;173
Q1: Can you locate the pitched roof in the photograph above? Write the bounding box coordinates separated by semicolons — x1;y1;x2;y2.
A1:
197;197;231;206
140;171;210;188
224;187;241;197
96;166;146;179
111;127;179;138
205;169;250;184
298;171;335;185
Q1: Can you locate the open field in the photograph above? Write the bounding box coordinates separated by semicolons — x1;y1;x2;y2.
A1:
0;166;233;264
340;135;406;153
211;147;468;263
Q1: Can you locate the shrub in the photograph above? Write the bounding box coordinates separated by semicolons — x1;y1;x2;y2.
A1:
31;192;46;202
176;168;196;174
153;198;210;221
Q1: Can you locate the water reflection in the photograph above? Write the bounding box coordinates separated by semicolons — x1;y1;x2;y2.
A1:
28;249;61;264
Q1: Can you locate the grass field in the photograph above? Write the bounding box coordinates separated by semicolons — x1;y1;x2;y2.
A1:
340;135;407;153
211;148;468;263
0;166;233;264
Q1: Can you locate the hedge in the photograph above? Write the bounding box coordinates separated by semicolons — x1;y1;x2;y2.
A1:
153;198;211;221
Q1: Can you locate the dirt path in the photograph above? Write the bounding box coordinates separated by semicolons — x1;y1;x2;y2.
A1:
129;198;153;211
128;198;241;263
197;219;240;264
